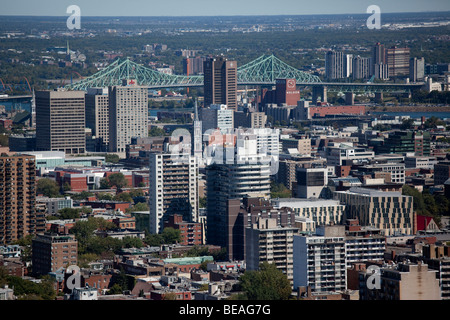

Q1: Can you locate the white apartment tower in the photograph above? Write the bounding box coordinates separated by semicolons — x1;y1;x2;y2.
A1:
149;152;198;234
108;79;148;153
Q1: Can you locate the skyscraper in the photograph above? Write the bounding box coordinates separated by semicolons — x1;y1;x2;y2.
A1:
192;99;203;164
35;89;86;154
206;137;271;248
0;154;45;245
373;42;386;65
148;151;198;234
199;104;234;134
409;57;425;82
108;79;148;153
203;56;237;110
325;50;345;80
85;88;109;151
352;56;372;80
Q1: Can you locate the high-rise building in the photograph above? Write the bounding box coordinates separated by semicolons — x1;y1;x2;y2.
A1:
35;89;86;154
373;43;386;65
0;154;44;245
386;46;410;77
199;104;234;134
246;218;299;284
31;233;78;276
148;151;198;234
409;57;425;82
192;100;203;164
206;137;271;248
85;88;109;151
183;56;207;75
352;56;372;80
108;79;148;153
203;56;237;110
373;63;389;80
293;234;347;293
275;79;300;106
344;54;353;78
226;197;297;261
325;50;345;80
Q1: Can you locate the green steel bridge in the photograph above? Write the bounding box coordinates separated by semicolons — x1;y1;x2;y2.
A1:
64;54;424;96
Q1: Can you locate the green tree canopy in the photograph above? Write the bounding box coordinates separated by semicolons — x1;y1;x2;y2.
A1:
239;262;292;300
36;178;60;198
107;173;129;190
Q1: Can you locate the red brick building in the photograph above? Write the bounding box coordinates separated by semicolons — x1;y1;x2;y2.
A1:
164;214;203;246
308;105;365;118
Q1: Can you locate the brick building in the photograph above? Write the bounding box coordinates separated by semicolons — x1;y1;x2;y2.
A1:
163;214;203;246
31;233;78;276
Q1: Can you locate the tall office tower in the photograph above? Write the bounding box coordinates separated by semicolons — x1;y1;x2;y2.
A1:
85;88;109;150
35;89;86;154
352;56;372;80
325;50;345;80
293;234;347;294
148;152;198;234
0;154;45;245
108;79;148;153
203;56;237;110
31;233;78;276
199;104;234;134
409;57;425;82
333;187;414;236
206;138;271;248
192;99;203;164
386;46;410;77
246;218;300;284
373;42;386;65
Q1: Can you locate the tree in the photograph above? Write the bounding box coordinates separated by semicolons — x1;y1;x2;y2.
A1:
105;154;120;163
270;182;292;198
239;262;292;300
107;173;128;190
36;178;60;198
161;227;181;244
149;126;166;137
400;118;415;130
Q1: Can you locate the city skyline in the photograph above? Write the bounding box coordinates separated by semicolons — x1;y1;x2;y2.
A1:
1;0;449;17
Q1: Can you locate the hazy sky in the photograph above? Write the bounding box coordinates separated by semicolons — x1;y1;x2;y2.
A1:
2;0;450;16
